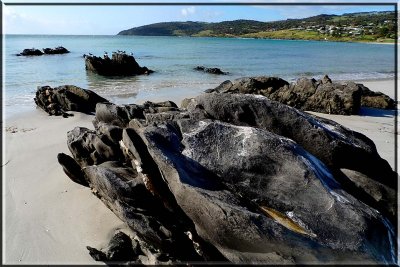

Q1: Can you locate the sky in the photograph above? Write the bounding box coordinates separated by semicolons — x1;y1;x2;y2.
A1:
2;1;396;35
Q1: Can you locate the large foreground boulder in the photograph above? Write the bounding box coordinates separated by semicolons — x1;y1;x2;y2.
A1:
34;85;109;116
58;93;396;264
84;51;153;76
208;75;395;114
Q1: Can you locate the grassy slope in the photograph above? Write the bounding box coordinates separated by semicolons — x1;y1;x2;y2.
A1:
195;29;395;43
242;30;395;43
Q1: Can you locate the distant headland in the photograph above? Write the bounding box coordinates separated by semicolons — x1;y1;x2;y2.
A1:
118;11;395;43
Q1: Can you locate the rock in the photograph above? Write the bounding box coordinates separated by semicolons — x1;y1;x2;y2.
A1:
17;46;70;56
85;51;154;76
300;81;362;115
95;101;180;128
186;93;397;223
141;119;394;263
211;76;289;94
194;66;228;75
43;46;69;54
207;80;233;93
58;91;397;264
17;48;43;56
82;161;221;263
209;75;396;115
321;74;332;84
180;98;194;109
67;127;123;167
57;153;88;187
34;85;109;116
340;168;396;219
209;75;362;115
358;83;396;110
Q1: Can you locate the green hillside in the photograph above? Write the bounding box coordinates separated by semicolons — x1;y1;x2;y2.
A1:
117;11;396;43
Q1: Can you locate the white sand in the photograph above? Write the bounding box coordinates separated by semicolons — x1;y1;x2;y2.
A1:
2;78;397;264
3;110;130;264
356;79;396;99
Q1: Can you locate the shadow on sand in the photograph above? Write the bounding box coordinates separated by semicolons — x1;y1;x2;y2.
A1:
359;107;396;118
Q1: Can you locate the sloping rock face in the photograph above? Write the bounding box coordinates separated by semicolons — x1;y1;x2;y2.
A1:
58;94;396;265
85;51;154;76
43;46;69;54
34;85;109;116
185;93;397;223
208;75;395;114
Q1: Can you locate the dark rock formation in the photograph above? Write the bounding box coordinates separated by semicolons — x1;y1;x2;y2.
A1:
58;93;396;264
358;83;396;110
185;93;397;224
84;51;154;76
34;85;109;116
17;46;70;56
208;75;395;115
94;100;179;128
194;66;228;75
17;48;43;56
87;231;145;264
43;46;69;54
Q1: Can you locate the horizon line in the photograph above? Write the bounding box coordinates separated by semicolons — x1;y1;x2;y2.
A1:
4;2;397;6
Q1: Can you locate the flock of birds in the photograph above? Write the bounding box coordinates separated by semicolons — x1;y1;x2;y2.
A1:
83;50;134;59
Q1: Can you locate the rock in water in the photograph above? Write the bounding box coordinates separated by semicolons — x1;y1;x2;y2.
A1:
17;46;70;56
58;92;397;264
34;85;110;116
208;75;395;114
17;48;44;56
84;51;154;76
194;66;228;75
43;46;70;54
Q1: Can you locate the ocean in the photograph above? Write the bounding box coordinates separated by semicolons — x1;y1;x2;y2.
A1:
4;34;395;118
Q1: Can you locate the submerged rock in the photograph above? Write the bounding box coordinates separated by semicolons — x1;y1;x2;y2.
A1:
194;66;228;75
58;92;397;264
84;51;153;76
208;75;395;114
34;85;109;116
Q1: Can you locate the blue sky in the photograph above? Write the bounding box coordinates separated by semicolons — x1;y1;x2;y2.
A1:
3;1;395;35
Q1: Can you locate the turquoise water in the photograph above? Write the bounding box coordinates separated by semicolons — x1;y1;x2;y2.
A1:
4;34;395;117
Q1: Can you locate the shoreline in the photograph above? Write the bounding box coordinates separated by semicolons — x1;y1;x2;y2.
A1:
4;77;397;121
3;78;397;264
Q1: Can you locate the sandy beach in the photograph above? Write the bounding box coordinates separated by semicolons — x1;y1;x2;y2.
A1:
3;78;397;264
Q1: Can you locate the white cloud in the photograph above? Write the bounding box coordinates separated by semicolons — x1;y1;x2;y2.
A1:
181;6;196;17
